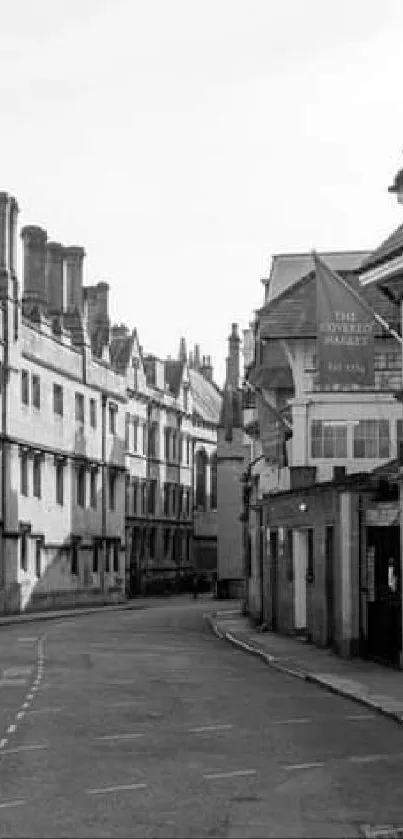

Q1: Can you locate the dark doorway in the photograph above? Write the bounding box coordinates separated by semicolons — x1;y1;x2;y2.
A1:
366;525;401;666
270;530;278;631
325;525;335;648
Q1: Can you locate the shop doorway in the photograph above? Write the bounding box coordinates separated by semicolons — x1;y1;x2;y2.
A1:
366;525;401;666
269;530;278;631
293;530;307;632
325;526;336;648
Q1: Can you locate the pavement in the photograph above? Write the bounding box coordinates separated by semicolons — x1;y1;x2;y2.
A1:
0;600;403;836
207;608;403;729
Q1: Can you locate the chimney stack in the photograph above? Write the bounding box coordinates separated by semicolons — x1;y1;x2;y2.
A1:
200;354;213;382
0;192;19;295
64;246;85;311
228;323;240;389
21;225;48;307
193;343;201;370
46;242;64;312
179;336;187;362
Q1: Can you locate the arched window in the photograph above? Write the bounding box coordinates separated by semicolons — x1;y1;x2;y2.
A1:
210;451;217;510
195;449;208;511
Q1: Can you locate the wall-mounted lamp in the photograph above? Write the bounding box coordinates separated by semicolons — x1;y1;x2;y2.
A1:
298;501;308;513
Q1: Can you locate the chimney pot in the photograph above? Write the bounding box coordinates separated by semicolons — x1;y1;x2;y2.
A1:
21;225;48;307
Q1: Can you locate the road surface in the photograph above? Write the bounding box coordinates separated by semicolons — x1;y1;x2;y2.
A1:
0;599;402;837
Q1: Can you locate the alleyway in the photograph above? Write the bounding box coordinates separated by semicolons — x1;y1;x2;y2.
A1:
0;601;403;837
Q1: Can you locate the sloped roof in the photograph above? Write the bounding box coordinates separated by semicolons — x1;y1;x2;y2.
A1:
265;251;371;303
360;222;403;272
258;269;401;340
189;368;221;425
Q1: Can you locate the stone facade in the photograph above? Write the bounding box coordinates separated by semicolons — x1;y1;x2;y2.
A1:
0;191;220;613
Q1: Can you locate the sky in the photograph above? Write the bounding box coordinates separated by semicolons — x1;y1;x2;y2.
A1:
2;0;403;385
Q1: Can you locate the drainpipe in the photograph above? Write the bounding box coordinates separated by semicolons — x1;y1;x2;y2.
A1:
101;393;107;594
1;299;9;590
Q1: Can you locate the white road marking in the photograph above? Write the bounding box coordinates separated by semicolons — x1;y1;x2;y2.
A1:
346;714;376;721
189;724;233;733
0;679;27;687
1;744;48;754
0;739;8;748
87;783;147;795
204;770;257;780
0;800;26;809
22;702;30;709
16;711;25;720
350;753;403;764
95;733;147;741
285;762;325;771
103;701;140;709
3;668;32;678
27;693;34;700
6;725;16;735
18;637;37;642
270;718;311;725
26;707;63;715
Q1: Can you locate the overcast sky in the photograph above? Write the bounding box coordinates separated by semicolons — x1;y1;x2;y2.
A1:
2;0;403;384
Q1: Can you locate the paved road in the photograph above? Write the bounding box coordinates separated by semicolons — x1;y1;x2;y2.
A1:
0;600;403;837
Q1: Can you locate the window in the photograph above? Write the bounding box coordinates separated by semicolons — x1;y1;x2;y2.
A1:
164;483;169;516
109;472;116;511
33;454;42;499
133;419;138;452
195;449;208;510
307;528;314;583
53;383;63;416
142;423;147;455
92;543;99;573
105;543;110;573
353;420;390;459
148;481;156;516
76;466;86;508
148;424;158;458
164;428;170;461
210;452;217;510
71;543;79;576
20;531;28;572
90;398;97;429
397;419;403;460
90;470;97;509
20;452;28;496
109;404;117;435
75;392;84;424
183;387;188;413
125;413;130;450
21;370;29;405
113;542;119;573
35;540;41;579
55;461;64;505
172;431;177;462
141;482;147;515
178;434;183;464
149;529;156;558
32;374;40;409
286;529;294;582
164;528;170;556
132;480;138;516
311;421;347;458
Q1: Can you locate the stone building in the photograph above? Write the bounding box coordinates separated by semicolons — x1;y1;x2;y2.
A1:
0;191;220;613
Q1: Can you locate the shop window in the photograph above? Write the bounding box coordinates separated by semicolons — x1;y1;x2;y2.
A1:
75;392;85;424
113;542;119;573
90;470;97;509
76;466;86;508
286;529;294;581
210;452;217;510
132;480;138;516
92;543;99;573
20;531;28;572
353;420;390;459
311;421;347;458
71;543;79;576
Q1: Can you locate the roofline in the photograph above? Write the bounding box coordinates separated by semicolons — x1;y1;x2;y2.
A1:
261;249;370;285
